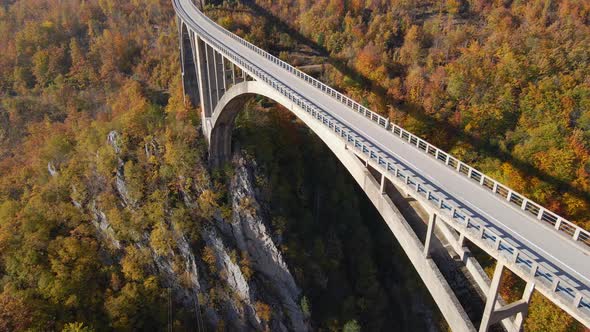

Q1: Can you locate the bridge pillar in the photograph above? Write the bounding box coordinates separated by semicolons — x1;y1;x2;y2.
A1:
480;262;505;332
178;19;200;110
203;42;216;113
513;281;535;330
479;263;534;332
457;233;467;260
213;50;226;97
423;213;437;258
231;62;236;85
179;19;228;138
186;32;209;121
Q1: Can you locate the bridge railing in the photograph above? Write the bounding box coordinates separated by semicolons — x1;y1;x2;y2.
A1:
341;121;590;319
389;125;590;245
264;77;590;320
176;0;589;320
197;6;590;251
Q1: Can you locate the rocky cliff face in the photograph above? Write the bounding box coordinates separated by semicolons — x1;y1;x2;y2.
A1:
53;130;307;331
197;153;308;331
224;155;307;331
75;131;203;310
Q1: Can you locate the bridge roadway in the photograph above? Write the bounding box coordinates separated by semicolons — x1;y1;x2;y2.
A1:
176;0;590;317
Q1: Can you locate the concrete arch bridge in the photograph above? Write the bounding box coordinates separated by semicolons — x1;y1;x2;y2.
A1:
174;0;590;330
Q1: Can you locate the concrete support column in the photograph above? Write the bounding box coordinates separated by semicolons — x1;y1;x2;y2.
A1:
424;213;437;258
480;262;534;332
177;18;186;96
211;47;220;103
234;65;242;84
222;56;228;91
457;232;468;261
380;173;386;194
216;52;225;93
204;44;217;110
480;263;505;332
512;281;535;331
193;33;212;119
211;49;225;104
178;19;200;109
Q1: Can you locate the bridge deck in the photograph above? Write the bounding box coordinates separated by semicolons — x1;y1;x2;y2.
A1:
177;0;590;310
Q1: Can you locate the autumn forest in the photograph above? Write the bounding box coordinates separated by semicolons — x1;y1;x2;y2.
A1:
0;0;589;331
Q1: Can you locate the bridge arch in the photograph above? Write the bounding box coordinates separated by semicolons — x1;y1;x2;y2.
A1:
206;80;476;330
208;80;341;169
207;82;256;167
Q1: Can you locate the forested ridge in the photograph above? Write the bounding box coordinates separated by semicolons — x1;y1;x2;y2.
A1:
0;0;589;330
0;0;204;329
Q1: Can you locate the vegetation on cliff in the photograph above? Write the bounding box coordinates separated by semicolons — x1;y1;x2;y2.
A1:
0;0;205;329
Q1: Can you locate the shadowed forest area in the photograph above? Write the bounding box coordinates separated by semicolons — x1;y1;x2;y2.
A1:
231;99;445;330
0;0;588;330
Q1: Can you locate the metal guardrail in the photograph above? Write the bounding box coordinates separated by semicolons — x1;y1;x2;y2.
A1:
201;9;590;251
174;0;590;320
